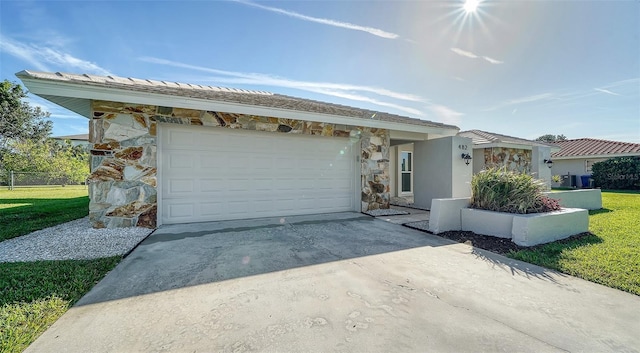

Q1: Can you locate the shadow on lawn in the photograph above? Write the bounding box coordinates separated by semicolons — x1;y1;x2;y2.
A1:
503;232;603;282
589;208;612;215
436;230;603;287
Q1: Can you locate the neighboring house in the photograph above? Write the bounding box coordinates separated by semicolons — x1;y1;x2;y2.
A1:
18;70;473;228
550;138;640;188
51;133;90;148
390;130;558;200
458;130;559;175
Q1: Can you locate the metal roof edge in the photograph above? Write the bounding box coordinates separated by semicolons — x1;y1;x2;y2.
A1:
18;75;459;135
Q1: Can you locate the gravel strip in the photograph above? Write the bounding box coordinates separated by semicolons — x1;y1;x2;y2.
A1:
364;209;410;217
404;221;430;232
0;217;153;263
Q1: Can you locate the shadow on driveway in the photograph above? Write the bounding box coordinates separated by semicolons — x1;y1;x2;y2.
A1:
78;212;452;305
78;212;567;306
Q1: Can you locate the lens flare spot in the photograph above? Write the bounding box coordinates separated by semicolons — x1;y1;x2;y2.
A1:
280;218;286;224
242;256;251;265
463;0;479;13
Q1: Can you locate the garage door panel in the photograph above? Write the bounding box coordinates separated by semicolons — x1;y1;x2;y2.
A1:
199;178;224;193
166;203;194;219
168;179;194;194
168;154;194;169
161;125;356;224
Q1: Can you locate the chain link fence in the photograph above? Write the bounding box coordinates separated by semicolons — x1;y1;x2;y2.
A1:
1;170;88;190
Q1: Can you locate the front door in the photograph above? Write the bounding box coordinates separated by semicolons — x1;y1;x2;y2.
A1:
400;151;412;195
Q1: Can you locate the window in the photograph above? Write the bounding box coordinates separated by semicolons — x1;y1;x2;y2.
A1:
401;151;412;193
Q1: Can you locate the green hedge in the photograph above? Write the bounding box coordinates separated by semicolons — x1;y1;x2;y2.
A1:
592;156;640;190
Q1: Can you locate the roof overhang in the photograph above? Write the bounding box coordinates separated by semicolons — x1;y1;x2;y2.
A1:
472;142;561;153
19;75;459;137
552;153;640;160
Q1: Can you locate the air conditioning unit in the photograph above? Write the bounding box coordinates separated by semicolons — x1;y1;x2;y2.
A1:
561;174;577;188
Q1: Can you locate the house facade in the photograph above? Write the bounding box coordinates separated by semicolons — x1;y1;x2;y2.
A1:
550;138;640;188
389;130;557;201
51;134;90;148
18;70;465;228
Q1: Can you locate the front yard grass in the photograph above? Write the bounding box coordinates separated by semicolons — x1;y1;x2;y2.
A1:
0;257;121;353
509;191;640;295
0;186;118;353
0;186;89;242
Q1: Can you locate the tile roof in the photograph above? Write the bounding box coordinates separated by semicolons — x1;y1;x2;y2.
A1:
16;70;458;131
458;130;555;148
550;138;640;158
52;134;89;140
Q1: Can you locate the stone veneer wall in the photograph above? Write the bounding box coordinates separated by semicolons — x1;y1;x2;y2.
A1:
483;147;532;173
88;100;389;228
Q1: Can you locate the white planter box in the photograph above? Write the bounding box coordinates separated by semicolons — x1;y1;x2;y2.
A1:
461;208;514;238
512;208;589;246
428;198;470;234
461;207;589;246
543;189;602;210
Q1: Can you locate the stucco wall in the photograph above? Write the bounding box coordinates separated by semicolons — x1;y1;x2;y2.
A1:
472;148;484;174
413;136;472;209
87;100;389;228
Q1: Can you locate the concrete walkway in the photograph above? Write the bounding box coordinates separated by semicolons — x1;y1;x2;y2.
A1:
379;205;429;225
26;213;640;353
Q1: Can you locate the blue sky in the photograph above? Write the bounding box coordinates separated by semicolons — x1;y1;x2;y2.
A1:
1;0;638;142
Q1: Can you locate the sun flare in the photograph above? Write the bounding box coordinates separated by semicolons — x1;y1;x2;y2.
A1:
463;0;480;13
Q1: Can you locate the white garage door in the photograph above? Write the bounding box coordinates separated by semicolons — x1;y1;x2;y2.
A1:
159;125;357;224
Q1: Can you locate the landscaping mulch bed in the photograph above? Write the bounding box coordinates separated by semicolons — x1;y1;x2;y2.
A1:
433;230;594;256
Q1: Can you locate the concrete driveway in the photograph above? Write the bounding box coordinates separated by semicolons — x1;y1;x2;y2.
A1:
27;212;640;353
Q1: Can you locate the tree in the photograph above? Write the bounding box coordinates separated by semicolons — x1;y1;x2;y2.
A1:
2;139;90;185
0;80;52;149
535;134;567;142
0;81;88;185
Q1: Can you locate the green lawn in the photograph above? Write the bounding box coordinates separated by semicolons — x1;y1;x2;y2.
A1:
509;190;640;295
0;186;89;242
0;186;119;353
0;258;121;353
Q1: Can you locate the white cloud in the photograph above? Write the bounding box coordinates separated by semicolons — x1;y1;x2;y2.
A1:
451;47;504;64
139;56;427;116
0;35;49;71
484;93;553;111
594;88;621;96
450;47;478;59
0;35;110;75
428;104;463;126
234;0;399;39
505;93;554;105
483;56;503;64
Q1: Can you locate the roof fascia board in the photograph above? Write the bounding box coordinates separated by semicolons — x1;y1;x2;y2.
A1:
470;142;559;151
389;130;430;141
471;142;532;150
21;78;458;135
553;153;640;160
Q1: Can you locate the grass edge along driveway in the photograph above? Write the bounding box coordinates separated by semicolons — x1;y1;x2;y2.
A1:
509;191;640;296
1;186;119;353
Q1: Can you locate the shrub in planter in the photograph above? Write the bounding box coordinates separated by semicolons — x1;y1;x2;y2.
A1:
591;156;640;190
471;167;561;214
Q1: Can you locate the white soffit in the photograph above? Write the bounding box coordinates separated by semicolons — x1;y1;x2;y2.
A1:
20;77;458;136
